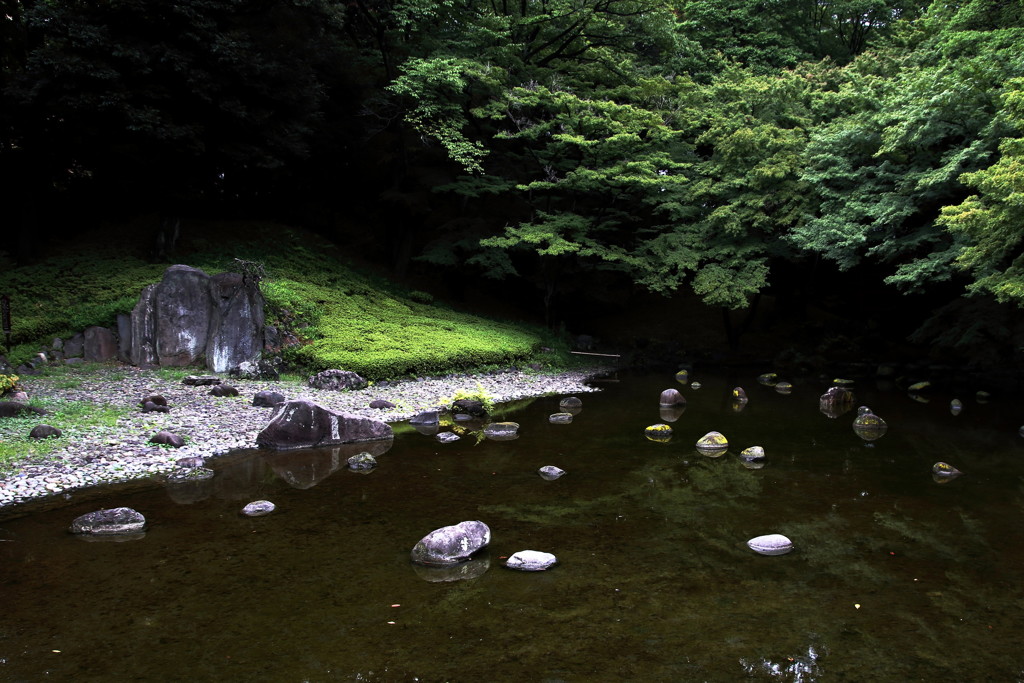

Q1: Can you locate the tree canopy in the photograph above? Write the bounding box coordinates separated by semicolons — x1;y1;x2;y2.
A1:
3;0;1024;362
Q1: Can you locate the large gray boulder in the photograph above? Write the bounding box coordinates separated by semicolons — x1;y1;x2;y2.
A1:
256;399;393;450
207;272;265;373
155;265;213;366
411;520;491;566
129;284;159;366
128;265;265;372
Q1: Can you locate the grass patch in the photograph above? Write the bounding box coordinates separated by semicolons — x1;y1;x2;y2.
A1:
0;399;128;473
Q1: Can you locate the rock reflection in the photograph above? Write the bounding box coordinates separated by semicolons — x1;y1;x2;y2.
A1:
659;405;686;422
740;642;825;681
412;555;490;583
263;440;393;489
165;477;215;504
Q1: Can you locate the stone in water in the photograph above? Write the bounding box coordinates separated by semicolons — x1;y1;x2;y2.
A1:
505;550;558;571
242;500;276;517
747;534;794;556
70;507;146;536
645;423;673;442
538;466;565;480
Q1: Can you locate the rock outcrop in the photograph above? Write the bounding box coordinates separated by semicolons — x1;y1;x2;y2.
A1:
256;399;393;450
126;265;265;372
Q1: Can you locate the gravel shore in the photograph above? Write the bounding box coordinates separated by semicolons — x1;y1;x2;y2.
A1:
0;365;605;509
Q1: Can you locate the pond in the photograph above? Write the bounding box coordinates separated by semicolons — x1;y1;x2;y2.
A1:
2;368;1023;681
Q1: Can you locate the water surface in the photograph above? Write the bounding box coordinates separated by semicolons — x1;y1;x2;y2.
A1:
2;370;1023;681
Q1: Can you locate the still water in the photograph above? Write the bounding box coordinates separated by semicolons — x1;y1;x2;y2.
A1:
2;369;1023;681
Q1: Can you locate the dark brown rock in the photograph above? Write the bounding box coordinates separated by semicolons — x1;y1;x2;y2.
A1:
0;401;47;418
307;369;367;391
256;399;393;450
253;390;286;407
150;431;185;448
84;326;118;363
29;424;62;439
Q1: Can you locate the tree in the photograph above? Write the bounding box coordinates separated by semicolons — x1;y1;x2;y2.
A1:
3;0;347;217
939;77;1024;303
788;12;1024;295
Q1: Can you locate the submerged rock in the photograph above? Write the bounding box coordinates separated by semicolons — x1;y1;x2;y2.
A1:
853;412;888;441
775;381;793;395
819;387;854;418
675;369;689;384
950;399;963;415
696;431;728;450
409;410;440;426
932;462;962;478
731;387;748;404
747;533;794;556
538;465;566;480
242;500;276;517
659;388;686;406
436;432;461;444
559;396;583;411
739;446;766;462
347;452;378;470
411;520;491;567
484;422;520;441
696;431;728;458
70;507;146;536
758;373;779;386
645;423;673;442
505;550;558;571
549;412;574;424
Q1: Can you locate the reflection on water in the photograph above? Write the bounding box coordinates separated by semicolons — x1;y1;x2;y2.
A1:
2;369;1024;681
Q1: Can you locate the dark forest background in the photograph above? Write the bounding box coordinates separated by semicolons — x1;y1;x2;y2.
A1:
2;0;1022;370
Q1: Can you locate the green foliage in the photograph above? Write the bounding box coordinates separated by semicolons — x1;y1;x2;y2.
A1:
0;374;19;394
442;383;498;414
939;78;1024;304
789;21;1024;296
